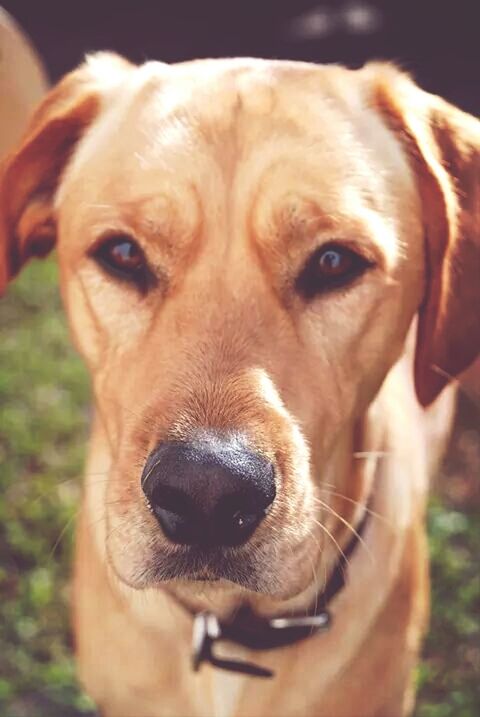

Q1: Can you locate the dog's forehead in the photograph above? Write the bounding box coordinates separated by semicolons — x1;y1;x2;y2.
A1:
80;59;402;159
59;59;417;252
152;59;364;133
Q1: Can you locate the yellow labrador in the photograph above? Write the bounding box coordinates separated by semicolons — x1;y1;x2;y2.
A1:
1;54;479;717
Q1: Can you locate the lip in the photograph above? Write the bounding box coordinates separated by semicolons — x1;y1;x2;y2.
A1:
143;546;261;591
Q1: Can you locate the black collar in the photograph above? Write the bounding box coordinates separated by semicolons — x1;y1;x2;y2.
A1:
185;505;371;678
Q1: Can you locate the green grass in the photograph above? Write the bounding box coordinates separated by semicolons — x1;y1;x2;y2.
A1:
0;259;93;717
1;259;479;717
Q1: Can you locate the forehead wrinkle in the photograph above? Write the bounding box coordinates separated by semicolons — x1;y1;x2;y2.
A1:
86;193;191;237
59;59;414;266
153;63;314;180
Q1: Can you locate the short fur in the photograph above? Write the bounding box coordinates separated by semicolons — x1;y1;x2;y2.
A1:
1;55;479;717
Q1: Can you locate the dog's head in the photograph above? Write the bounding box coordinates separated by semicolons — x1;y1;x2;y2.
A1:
1;56;479;607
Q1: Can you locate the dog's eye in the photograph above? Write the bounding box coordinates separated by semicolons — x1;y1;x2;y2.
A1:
92;235;151;287
296;243;373;299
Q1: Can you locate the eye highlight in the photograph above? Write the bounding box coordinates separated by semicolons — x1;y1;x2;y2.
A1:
92;235;154;289
295;243;374;299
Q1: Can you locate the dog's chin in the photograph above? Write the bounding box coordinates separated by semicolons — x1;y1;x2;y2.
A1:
135;549;267;593
107;540;314;606
106;517;322;606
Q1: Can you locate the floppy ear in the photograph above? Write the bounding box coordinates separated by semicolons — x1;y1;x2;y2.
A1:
367;64;480;407
0;52;132;295
0;9;48;161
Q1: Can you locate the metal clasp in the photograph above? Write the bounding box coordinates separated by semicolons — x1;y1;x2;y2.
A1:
191;612;273;678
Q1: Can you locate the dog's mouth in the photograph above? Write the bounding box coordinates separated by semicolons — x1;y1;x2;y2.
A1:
143;546;262;591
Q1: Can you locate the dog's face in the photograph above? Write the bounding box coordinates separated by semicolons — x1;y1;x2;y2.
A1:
57;59;425;599
1;57;479;606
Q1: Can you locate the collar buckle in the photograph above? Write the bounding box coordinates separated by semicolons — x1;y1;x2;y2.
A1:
192;611;274;678
191;609;331;679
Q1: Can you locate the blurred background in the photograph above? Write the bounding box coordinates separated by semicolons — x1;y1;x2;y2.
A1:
0;1;479;716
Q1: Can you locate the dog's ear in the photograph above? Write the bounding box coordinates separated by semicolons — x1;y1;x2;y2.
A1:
366;64;480;407
0;52;132;295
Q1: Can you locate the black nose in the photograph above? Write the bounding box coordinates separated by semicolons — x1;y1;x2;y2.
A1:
141;433;276;547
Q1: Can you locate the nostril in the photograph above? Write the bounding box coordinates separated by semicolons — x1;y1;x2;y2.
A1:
223;509;262;544
232;510;259;531
153;507;199;545
149;483;194;518
214;493;272;546
141;436;276;547
146;484;202;544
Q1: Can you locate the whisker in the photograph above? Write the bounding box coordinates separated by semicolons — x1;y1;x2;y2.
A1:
312;496;375;565
431;364;480;408
311;490;392;527
104;499;138;509
353;451;389;459
47;508;81;560
309;516;350;581
303;529;324;613
83;514;109;536
307;551;319;617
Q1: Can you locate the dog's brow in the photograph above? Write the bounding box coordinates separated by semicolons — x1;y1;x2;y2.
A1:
85;193;173;213
252;199;388;266
80;189;201;238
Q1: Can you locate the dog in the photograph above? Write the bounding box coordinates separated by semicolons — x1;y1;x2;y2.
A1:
1;54;479;717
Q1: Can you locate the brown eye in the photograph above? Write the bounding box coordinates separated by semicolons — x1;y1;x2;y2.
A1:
108;238;143;271
296;243;374;299
92;235;153;288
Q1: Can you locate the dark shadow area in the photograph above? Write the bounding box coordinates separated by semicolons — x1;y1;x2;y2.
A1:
3;0;480;113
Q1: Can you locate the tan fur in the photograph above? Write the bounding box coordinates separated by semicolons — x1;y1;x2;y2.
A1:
0;9;47;161
1;55;479;717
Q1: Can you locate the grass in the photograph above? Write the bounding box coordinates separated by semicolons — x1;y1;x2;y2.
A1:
0;259;479;717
